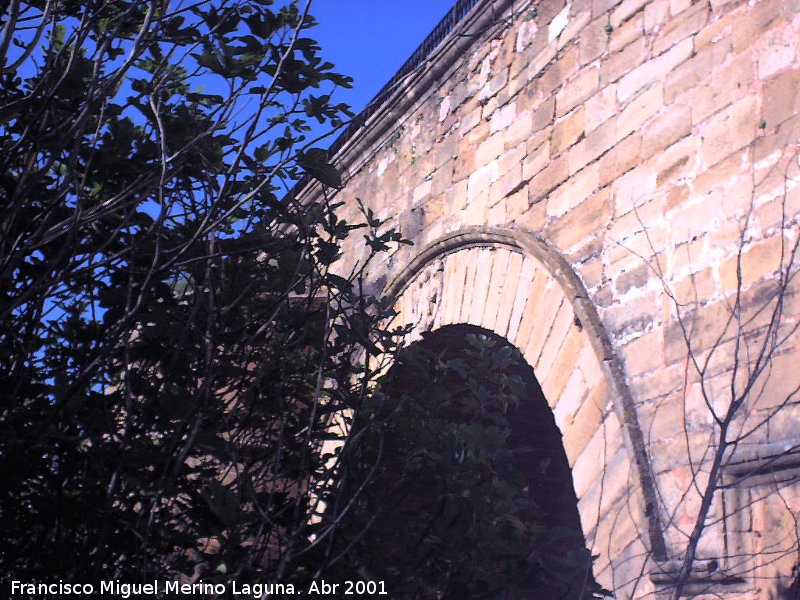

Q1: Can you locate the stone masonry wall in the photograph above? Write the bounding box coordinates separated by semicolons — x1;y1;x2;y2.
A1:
304;0;800;596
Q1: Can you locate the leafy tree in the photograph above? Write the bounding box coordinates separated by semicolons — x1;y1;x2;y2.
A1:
0;2;614;596
0;0;406;587
327;327;609;599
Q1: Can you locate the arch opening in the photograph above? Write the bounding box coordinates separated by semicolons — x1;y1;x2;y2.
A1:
334;324;606;599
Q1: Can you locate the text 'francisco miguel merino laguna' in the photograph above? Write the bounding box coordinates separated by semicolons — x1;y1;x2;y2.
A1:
11;580;300;597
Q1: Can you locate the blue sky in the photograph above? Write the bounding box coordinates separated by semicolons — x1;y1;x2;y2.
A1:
311;2;455;121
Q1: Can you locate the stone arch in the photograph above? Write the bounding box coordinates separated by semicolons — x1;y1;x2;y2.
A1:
384;226;667;593
379;322;597;597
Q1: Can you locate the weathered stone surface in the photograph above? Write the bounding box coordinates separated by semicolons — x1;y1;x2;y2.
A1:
303;1;800;596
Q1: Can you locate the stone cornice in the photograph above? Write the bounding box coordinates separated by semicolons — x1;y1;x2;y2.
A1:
298;0;524;202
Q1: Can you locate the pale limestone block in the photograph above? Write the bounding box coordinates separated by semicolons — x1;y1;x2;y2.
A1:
615;82;664;143
512;269;552;351
506;257;541;348
481;248;512;332
549;4;570;42
617;38;693;102
541;326;586;405
553;360;590;432
558;10;591;51
547;162;600;217
458;247;482;323
523;291;566;367
467;248;494;325
495;251;526;338
563;384;611;464
534;299;577;378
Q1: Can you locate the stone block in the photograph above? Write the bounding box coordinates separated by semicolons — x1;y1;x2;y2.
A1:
547;162;601;217
467;160;499;202
479;249;510;331
563;382;610;464
463;186;490;225
489;100;516;134
515;17;539;52
552;105;586;153
412;178;432;206
643;0;669;32
519;277;564;355
669;197;722;244
610;0;648;27
653;135;697;187
430;162;453;197
527;40;559;81
652;1;708;55
609;10;644;53
575;425;626;513
498;143;526;177
612;163;658;216
749;350;800;411
601;289;661;332
568;116;617;174
489;163;523;206
617;38;693;102
542;327;586;402
719;234;786;293
689;54;755;126
474;132;505;168
532;299;576;375
523;139;551;181
505;187;529;221
506;257;537;341
640;101;691;157
598;130;642;187
529;153;570;203
556;67;600;116
433;132;458;169
531;95;556;132
549;4;570;42
630;362;685;404
553;354;591;430
486;193;507;225
493;251;524;337
504;109;534;147
577;255;604;289
730;0;783;54
558;9;592;51
757;23;798;80
593;0;623;18
673;266;716;306
585;83;618;133
662;299;743;363
621;330;664;378
457;247;483;322
664;44;715;104
608;194;666;243
615;261;653;295
616;82;664;143
700;95;757;169
602;37;648;85
549;187;613;252
762;67;800;129
521;191;548;227
536;45;579;98
581;16;610;64
669;0;692;16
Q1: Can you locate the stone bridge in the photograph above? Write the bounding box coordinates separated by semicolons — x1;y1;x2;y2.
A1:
300;0;800;596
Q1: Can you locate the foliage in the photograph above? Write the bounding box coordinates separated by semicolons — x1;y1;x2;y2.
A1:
0;1;615;596
0;0;408;587
327;328;609;599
